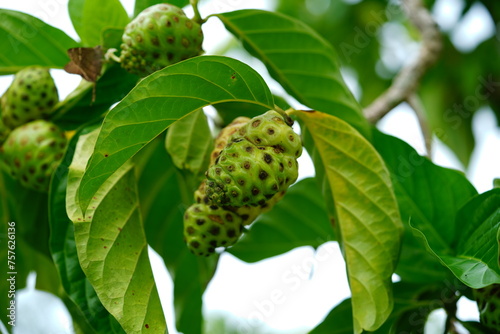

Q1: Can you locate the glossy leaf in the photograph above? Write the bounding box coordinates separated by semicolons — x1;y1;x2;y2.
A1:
66;130;166;333
49;126;124;333
411;189;500;288
216;10;370;136
372;130;478;283
0;9;78;74
69;0;130;46
294;110;403;333
229;178;334;262
51;64;138;130
165;109;212;177
134;0;190;17
311;282;442;334
76;55;274;213
135;137;217;334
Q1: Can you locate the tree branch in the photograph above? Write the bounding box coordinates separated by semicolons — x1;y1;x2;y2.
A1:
363;0;442;123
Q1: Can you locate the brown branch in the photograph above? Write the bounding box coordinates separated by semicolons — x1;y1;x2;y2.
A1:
407;94;432;157
364;0;442;123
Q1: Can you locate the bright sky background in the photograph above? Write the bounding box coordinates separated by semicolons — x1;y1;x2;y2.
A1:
1;0;499;333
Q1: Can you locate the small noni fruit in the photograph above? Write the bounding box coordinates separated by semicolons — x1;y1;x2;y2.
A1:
0;120;67;192
183;203;243;256
205;138;297;206
120;3;203;76
473;284;500;331
205;110;301;207
1;66;59;129
231;110;303;158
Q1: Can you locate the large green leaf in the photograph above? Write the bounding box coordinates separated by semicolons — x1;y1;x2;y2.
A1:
76;55;274;213
310;282;442;334
372;130;478;283
228;178;334;262
69;0;130;46
294;110;403;333
135;136;217;334
133;0;190;17
49;126;124;334
0;9;78;74
216;10;370;137
411;189;500;288
165;109;212;179
51;63;138;130
66;130;166;334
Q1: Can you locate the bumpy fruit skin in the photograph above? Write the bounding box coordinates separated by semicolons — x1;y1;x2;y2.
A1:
1;66;59;129
206;110;301;207
231;110;302;158
120;3;203;76
0;118;10;145
205;138;297;206
183;203;243;256
210;116;250;165
473;284;500;331
1;120;67;192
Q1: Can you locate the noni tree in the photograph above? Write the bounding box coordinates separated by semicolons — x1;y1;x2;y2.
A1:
0;0;499;333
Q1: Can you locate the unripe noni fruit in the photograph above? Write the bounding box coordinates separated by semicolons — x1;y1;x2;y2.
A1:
120;3;203;77
183;203;243;256
1;66;59;129
473;284;500;331
1;120;67;192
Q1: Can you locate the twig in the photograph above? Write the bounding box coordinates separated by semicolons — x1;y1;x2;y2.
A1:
407;94;433;157
190;0;204;24
364;0;442;123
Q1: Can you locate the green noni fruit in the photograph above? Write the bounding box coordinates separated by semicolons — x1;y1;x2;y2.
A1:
1;120;67;192
1;66;59;129
120;3;203;76
474;284;500;331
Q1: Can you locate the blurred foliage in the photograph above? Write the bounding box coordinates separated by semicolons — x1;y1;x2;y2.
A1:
276;0;500;166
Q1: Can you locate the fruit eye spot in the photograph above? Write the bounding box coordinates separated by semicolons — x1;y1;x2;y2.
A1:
252;120;261;127
190;241;200;248
263;153;273;164
186;226;195;235
225;214;234;222
227;229;236;238
209;226;220;235
259;170;268;180
267;128;275;135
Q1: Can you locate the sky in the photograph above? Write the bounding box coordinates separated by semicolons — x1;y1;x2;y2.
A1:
1;0;499;333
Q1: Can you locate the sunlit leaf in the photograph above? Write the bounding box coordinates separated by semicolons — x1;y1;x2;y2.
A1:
294;110;403;333
66;130;166;333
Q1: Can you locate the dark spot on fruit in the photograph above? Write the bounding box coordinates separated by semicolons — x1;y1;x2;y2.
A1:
28;167;35;174
288;160;293;167
272;184;279;191
135;34;143;43
245;146;253;153
167;52;174;61
186;21;193;29
22;174;28;182
167;35;175;44
289;134;295;142
225;178;231;184
225;214;234;222
209;240;217;247
209;226;220;236
231;152;239;158
14;158;20;168
209;205;218;210
263;153;273;164
241;214;250;221
243;162;251;169
252;187;260;196
173;16;179;22
215;167;221;175
259;170;268;180
37;176;45;183
279;163;284;172
186;226;195;235
21;95;29;101
254;137;262;144
227;229;236;238
166;20;171;27
190;240;200;249
227;165;235;172
220;156;227;162
184;213;189;220
242;197;250;202
267;128;275;135
208;247;215;253
231;190;238;198
258;199;266;205
182;38;190;48
41;92;47;98
252;120;261;127
238;179;245;186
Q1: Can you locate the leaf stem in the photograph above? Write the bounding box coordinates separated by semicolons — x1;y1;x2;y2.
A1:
407;94;433;157
190;0;204;24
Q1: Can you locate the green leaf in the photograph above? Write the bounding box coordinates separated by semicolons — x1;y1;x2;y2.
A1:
0;9;78;74
311;282;443;334
49;126;125;334
77;55;273;213
165;109;212;177
294;110;403;333
216;10;370;137
66;130;166;333
372;130;478;283
51;64;138;130
411;189;500;288
135;136;217;334
134;0;190;17
228;178;334;262
69;0;130;46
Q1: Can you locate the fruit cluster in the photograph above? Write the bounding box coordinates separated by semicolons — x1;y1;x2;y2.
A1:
183;110;302;256
0;67;67;192
120;3;203;77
